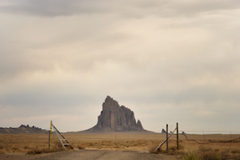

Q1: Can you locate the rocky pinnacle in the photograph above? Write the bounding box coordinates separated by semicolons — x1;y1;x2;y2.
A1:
89;96;145;132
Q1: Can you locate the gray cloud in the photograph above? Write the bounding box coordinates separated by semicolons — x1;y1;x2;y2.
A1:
1;0;240;17
0;0;106;16
0;0;240;132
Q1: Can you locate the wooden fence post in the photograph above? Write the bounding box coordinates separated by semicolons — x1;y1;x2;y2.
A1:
176;122;179;150
49;120;52;150
166;124;168;151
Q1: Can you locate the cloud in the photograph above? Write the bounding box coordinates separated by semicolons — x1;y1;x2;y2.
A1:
0;112;99;131
1;0;240;18
196;111;215;116
0;0;105;17
0;0;240;132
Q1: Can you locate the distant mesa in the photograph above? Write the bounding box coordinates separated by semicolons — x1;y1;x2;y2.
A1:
1;96;158;134
82;96;149;133
0;124;48;134
161;129;166;133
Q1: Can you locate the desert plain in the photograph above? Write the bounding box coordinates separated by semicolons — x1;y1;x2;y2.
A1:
1;133;240;160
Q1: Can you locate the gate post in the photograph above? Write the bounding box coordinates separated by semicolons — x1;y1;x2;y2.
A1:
176;122;179;150
166;124;168;151
49;120;52;150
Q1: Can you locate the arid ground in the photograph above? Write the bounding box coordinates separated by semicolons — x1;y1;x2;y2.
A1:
0;150;178;160
0;133;240;159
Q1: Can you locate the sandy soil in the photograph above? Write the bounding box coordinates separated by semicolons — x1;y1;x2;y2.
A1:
0;150;177;160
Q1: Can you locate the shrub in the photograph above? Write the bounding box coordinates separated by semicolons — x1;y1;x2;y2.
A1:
77;145;85;149
169;146;177;152
148;145;165;154
27;148;48;154
54;141;62;148
0;149;5;154
183;146;231;160
12;147;19;152
183;151;202;160
27;147;64;155
231;149;240;154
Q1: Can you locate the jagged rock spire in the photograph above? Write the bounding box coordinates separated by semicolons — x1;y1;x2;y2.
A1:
90;96;145;132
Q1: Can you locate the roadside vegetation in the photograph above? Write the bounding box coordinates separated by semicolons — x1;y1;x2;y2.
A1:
149;142;240;160
0;133;240;159
183;146;240;160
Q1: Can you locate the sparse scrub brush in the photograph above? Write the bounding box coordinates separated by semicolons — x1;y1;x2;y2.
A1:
148;145;165;154
0;150;5;154
78;145;85;149
27;147;64;155
183;146;232;160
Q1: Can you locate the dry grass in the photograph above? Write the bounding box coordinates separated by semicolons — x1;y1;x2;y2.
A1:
0;134;49;153
26;141;71;154
183;146;240;160
26;145;66;155
0;133;240;158
148;144;166;154
0;134;71;154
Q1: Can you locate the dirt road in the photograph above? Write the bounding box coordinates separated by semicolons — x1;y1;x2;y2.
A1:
0;150;177;160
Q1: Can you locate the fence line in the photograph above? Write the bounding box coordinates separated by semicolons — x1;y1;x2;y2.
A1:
180;133;240;144
1;125;240;154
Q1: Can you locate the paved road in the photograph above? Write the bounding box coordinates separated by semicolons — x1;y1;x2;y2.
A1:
0;150;177;160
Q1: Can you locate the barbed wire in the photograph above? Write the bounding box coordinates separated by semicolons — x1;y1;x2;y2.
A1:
181;134;212;144
180;130;240;134
178;131;240;144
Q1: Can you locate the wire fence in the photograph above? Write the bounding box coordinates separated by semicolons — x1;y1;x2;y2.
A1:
1;129;240;154
173;130;240;160
155;129;240;158
181;133;240;144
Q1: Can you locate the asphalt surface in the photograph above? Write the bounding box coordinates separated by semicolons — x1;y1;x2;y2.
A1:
0;150;177;160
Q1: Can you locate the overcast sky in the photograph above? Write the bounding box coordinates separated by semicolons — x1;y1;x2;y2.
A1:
0;0;240;133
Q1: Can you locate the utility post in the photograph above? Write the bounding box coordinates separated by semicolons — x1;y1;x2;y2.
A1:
166;124;168;151
176;122;179;150
49;120;52;150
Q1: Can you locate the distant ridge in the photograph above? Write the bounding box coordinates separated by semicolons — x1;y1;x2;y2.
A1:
0;124;48;134
78;96;155;134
